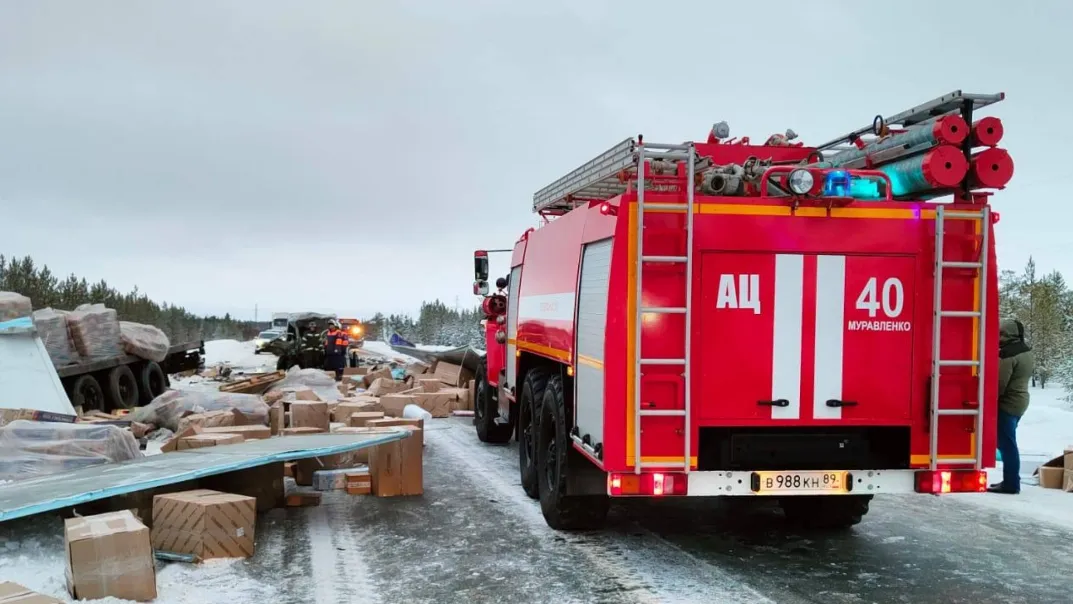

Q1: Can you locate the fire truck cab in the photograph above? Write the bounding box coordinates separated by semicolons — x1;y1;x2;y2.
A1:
472;91;1013;531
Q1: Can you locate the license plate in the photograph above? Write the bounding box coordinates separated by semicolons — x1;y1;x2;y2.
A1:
755;471;849;494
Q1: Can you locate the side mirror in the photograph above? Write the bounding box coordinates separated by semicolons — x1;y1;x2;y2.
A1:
473;280;490;296
474;251;489;282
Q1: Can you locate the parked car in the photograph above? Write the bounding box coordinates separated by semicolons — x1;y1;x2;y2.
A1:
253;329;284;354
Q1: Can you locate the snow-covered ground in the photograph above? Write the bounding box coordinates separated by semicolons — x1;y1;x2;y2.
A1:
954;384;1073;530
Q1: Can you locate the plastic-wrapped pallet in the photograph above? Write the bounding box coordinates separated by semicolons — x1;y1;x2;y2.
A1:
265;366;343;402
0;291;32;322
131;389;270;432
66;303;123;359
119;321;170;363
0;419;142;482
32;307;80;366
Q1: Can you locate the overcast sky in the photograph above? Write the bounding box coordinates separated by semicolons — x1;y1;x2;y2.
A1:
1;1;1068;321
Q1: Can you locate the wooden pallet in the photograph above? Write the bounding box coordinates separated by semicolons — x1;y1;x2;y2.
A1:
219;371;286;394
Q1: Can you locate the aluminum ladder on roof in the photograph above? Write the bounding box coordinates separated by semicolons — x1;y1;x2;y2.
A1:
929;204;991;471
633;141;696;474
814;90;1006;153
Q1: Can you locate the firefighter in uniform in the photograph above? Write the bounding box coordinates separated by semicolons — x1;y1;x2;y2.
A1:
298;324;324;368
989;317;1035;495
323;320;350;381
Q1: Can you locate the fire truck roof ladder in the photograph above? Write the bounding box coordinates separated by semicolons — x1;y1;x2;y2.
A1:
532;138;701;215
929;205;990;471
814;90;1006;153
633;141;696;474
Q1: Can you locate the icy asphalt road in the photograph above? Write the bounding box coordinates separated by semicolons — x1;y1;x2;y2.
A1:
250;418;1073;604
4;417;1073;604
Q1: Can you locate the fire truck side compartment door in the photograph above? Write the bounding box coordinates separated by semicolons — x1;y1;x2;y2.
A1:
574;238;612;451
506;266;523;392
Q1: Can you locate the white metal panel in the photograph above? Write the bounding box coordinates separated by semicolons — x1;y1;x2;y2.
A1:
506;266;523;389
0;318;76;415
574;238;612;452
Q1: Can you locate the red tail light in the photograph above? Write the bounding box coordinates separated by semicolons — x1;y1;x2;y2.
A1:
915;470;987;494
608;472;688;497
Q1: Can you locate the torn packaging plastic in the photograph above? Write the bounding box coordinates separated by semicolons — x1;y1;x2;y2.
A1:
66;303;124;359
265;366;344;402
119;321;170;363
0;420;142;482
131;390;270;432
0;291;32;322
31;307;81;366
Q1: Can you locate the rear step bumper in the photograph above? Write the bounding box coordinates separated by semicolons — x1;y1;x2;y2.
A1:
607;468;988;497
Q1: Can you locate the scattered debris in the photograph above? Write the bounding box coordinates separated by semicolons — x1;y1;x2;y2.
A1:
65;509;157;601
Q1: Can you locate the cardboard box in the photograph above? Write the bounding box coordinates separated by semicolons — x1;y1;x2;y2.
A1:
349;411;385;427
367;377;409;397
295;451;364;485
343;366;368;376
370;426;423;497
177;433;244;450
380;393;417;417
284;462;296;478
314;467;367;491
0;582;64;603
368;417;424;430
201;425;271;439
467;379;476;410
176;409;236;434
418;378;442;393
283;426;327;436
161;423;203;453
293;389;322;402
152;489;256;561
362;366;394;388
345;469;371;495
291;401;330;431
333;401;377;423
65;510;157;601
269;402;284;435
412;392;458;418
1035;455;1065;489
285;492;321;507
0;408;77;426
433;361;474;387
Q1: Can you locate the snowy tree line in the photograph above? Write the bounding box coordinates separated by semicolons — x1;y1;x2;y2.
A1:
363;299;485;349
998;257;1073;400
0;255;259;342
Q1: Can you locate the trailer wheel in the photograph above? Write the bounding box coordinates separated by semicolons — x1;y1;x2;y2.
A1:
106;365;139;410
537;373;609;530
780;495;872;530
70;375;106;412
475;358;512;444
518;367;550;499
138;361;167;405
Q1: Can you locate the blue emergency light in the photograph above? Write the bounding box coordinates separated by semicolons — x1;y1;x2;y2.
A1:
822;170;884;200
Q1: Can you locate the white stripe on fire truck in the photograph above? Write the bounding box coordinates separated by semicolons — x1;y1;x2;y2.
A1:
516;292;576;322
771;254;803;420
813;255;846;420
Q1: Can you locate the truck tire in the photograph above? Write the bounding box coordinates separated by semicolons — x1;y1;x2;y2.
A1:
537;373;609;530
518;367;550;499
106;365;139;410
780;495;872;530
138;361;167;405
70;375;105;412
475;358;512;444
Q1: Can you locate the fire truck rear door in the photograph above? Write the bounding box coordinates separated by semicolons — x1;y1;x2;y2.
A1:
697;252;916;424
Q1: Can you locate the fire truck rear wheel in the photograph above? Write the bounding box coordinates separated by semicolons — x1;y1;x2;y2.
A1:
779;494;872;530
518;368;550;499
475;359;512;444
537;373;610;531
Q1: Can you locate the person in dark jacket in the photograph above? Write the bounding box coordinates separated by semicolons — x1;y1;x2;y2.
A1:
323;320;350;381
989;318;1035;494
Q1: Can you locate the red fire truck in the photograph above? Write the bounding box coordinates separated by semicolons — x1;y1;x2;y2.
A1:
471;91;1014;531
